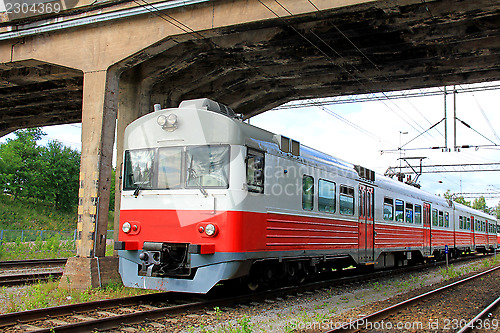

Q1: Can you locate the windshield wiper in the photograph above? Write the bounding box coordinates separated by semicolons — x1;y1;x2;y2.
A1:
188;156;208;198
133;186;142;198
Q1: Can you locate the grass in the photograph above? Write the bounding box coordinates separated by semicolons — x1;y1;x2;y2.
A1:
0;235;76;260
1;279;155;314
0;194;77;231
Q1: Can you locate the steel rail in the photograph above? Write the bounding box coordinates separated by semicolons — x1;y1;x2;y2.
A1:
0;258;67;269
0;292;176;327
0;271;63;287
326;265;500;333
456;296;500;333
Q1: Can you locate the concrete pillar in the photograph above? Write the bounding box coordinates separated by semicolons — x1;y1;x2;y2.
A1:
60;69;120;289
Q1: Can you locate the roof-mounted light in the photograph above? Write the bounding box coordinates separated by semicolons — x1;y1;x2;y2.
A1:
157;113;178;131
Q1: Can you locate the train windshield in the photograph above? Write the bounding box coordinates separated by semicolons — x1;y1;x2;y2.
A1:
123;145;229;191
186;146;230;188
124;149;155;190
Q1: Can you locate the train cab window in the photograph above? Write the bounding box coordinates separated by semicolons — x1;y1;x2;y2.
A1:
302;175;314;210
339;185;355;215
432;209;438;227
445;212;450;228
186;145;230;188
246;148;265;193
438;211;444;227
383;197;394;221
124;149;155;190
157;148;183;189
414;204;422;224
318;179;336;213
395;200;404;222
406;203;413;223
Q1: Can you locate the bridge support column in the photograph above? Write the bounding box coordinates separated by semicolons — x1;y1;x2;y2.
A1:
60;69;121;290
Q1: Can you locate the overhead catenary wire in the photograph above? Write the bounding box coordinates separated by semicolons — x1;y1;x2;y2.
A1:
302;0;443;146
257;0;434;146
470;92;500;144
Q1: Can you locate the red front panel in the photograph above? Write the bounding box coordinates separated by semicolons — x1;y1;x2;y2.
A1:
120;209;360;253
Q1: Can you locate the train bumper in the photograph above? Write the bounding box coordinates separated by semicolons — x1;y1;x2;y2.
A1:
117;250;249;294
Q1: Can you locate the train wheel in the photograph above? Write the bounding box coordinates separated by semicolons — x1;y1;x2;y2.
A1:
247;281;260;291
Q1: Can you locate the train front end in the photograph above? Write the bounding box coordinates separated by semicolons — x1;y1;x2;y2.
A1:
115;99;250;294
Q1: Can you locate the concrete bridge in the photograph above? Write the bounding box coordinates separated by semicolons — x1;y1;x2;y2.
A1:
1;0;499;288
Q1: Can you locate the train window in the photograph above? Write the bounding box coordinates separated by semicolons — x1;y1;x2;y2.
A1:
467;217;471;230
395;200;404;222
318;179;336;213
339;185;354;215
445;212;449;228
406;203;413;223
302;175;314;210
157;148;183;189
483;221;486;232
432;209;438;226
383;197;394;221
123;149;155;190
438;211;444;227
186;145;230;188
246;149;265;193
414;204;422;224
459;216;463;230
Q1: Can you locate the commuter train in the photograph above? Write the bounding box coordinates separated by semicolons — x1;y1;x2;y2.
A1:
115;98;498;294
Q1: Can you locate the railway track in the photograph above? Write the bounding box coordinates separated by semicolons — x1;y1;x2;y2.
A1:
0;258;67;269
0;258;67;287
0;271;63;287
0;254;492;332
327;264;500;333
457;296;500;333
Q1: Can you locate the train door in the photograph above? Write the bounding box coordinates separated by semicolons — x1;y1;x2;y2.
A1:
358;184;374;263
471;216;475;250
423;203;432;256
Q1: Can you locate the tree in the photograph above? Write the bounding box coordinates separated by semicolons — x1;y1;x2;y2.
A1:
443;189;471;207
493;202;500;219
41;140;81;212
472;196;489;214
0;128;46;199
0;129;81;212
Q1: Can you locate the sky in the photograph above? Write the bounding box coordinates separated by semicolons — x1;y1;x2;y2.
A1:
250;83;500;207
1;82;499;207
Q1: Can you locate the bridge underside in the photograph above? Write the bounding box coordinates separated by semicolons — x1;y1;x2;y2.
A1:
1;0;500;135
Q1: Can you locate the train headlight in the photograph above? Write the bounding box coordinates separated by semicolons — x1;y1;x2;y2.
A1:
166;113;177;126
122;222;132;233
157;113;178;131
157;115;167;127
205;223;217;237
